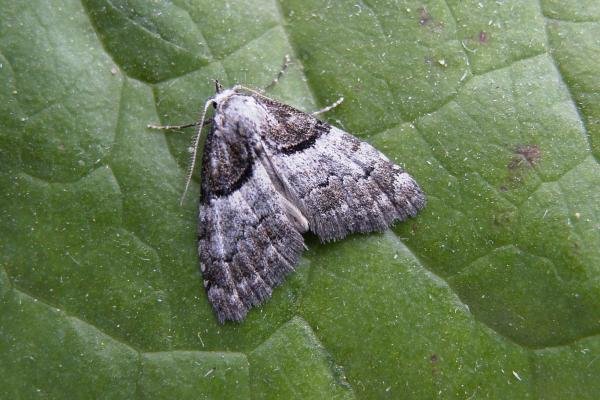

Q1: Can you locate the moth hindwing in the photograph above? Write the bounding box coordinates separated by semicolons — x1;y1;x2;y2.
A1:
193;86;426;323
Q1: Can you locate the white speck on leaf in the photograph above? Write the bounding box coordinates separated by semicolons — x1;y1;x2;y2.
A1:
512;371;522;381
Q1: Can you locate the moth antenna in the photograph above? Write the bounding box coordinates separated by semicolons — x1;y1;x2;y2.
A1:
235;85;344;117
180;98;213;205
147;120;211;130
312;97;344;116
264;54;291;91
235;85;276;101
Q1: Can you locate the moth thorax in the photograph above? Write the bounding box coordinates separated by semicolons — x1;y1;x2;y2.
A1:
220;95;268;128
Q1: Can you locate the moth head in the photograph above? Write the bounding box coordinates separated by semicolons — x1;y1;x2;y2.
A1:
212;80;226;108
211;87;238;110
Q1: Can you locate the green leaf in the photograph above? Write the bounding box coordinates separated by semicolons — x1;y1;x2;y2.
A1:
1;0;598;398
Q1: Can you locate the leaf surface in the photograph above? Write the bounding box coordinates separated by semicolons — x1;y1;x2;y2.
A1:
1;0;599;398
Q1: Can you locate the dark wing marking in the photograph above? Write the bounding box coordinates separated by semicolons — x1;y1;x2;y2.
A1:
257;98;426;241
198;158;304;322
200;124;254;202
254;95;330;154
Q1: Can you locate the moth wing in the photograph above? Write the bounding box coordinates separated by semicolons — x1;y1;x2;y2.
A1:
257;97;426;242
199;128;305;323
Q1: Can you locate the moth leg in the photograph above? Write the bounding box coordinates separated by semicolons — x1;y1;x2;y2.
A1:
312;97;344;116
264;54;291;91
147;120;211;130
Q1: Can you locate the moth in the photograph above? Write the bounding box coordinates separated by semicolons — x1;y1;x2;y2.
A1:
151;67;426;323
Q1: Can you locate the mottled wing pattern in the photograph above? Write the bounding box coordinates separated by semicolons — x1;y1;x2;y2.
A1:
257;96;426;242
198;125;304;323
